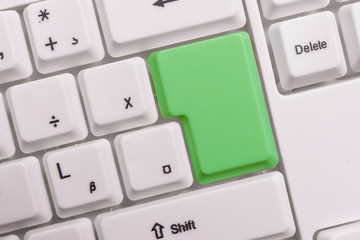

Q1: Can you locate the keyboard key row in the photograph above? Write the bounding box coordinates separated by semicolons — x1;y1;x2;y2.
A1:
0;170;295;239
0;0;248;80
0;123;193;228
2;31;280;195
2;57;157;155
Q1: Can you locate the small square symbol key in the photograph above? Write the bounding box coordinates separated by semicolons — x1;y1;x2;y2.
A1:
115;122;193;201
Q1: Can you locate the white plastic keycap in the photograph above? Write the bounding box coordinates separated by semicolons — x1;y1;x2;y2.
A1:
43;139;123;218
25;218;95;240
339;3;360;72
95;0;246;57
96;172;295;240
24;0;104;74
317;221;360;240
0;0;39;10
0;11;32;84
0;93;15;160
260;0;330;20
242;1;360;239
79;58;158;136
0;236;19;240
0;157;52;234
7;74;87;153
266;73;360;239
115;122;193;200
269;11;346;90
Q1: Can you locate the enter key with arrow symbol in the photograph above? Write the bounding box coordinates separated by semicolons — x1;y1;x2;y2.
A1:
153;0;178;7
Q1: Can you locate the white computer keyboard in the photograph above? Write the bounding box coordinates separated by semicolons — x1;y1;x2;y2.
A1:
1;0;360;239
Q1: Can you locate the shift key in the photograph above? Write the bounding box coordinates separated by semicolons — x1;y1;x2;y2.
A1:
95;172;295;240
149;32;278;184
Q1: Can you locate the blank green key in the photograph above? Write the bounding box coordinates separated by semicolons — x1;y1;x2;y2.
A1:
149;32;278;184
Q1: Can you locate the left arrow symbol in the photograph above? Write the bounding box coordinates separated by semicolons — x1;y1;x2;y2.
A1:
0;52;4;60
153;0;178;7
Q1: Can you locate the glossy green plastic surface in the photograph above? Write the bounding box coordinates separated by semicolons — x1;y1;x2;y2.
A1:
149;32;278;184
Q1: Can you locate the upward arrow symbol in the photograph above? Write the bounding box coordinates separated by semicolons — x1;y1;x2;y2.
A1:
153;0;178;7
151;223;165;239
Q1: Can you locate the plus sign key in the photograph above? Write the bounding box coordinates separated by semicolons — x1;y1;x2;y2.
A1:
149;32;279;184
23;0;104;74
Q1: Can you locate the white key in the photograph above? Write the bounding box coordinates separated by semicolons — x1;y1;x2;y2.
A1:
0;0;40;10
95;0;246;57
266;75;360;239
25;218;95;240
0;157;52;234
0;93;15;160
260;0;330;20
0;11;32;84
339;3;360;72
0;236;19;240
43;139;123;218
243;1;360;239
317;222;360;240
7;73;87;153
269;11;346;90
114;122;193;201
96;172;295;240
79;58;158;136
24;0;104;74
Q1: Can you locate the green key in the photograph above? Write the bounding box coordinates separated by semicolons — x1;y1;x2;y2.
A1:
149;32;278;184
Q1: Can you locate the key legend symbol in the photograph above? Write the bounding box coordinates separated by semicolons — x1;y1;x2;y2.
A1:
153;0;178;7
72;37;79;45
124;97;133;109
151;223;165;239
38;9;50;22
162;165;172;174
45;37;58;51
49;116;60;127
0;52;3;60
